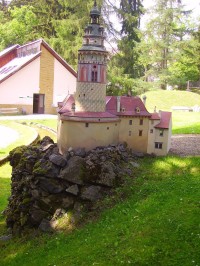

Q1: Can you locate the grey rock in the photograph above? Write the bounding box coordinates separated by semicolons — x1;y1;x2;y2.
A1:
62;196;74;209
38;177;64;194
0;234;12;241
59;156;85;185
30;209;49;225
39;219;53;232
81;185;102;201
49;154;67;167
68;147;73;152
132;151;144;158
96;162;116;187
66;184;79;196
74;148;86;157
130;161;140;168
31;189;40;198
33;159;60;178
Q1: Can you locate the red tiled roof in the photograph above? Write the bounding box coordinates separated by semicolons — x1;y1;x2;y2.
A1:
106;96;151;116
59;95;151;118
61;111;117;118
154;111;172;129
150;113;160;120
58;95;75;114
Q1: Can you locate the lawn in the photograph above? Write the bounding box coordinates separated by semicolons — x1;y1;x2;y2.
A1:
0;122;38;160
0;156;199;266
0;90;199;265
0;163;12;235
141;90;200;112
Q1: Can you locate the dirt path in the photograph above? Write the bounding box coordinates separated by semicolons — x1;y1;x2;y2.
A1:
169;134;200;156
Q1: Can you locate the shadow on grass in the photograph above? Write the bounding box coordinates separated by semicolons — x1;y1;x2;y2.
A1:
0;156;199;266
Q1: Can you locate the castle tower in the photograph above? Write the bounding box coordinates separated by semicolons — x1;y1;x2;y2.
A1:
75;0;108;112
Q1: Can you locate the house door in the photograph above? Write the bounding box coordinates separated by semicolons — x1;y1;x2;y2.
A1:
33;94;45;114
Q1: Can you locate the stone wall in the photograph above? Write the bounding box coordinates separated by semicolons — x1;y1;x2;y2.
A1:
5;137;142;235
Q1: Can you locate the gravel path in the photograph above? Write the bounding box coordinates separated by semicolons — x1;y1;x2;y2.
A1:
169;134;200;156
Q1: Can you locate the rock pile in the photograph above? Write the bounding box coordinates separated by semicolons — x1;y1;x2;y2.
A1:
5;137;141;234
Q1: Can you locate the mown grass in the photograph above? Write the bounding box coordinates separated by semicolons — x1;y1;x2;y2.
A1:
172;112;200;134
0;122;38;160
141;90;200;112
0;156;199;266
0;163;12;235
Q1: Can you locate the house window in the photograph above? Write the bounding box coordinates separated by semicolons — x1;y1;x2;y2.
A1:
139;119;143;125
107;127;109;130
139;130;143;136
159;130;164;136
85;123;89;127
129;131;132;136
150;129;153;133
155;142;162;149
129;120;132;125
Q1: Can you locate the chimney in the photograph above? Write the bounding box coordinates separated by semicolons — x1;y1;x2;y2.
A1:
142;95;147;106
117;96;121;112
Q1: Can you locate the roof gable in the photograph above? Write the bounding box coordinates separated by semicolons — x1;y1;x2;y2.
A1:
0;39;77;84
154;111;172;129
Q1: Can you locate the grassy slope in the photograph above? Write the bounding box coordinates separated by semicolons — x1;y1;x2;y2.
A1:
141;90;200;112
140;90;200;134
0;156;199;266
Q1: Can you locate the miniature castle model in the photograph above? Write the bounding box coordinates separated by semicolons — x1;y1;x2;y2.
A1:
57;1;172;156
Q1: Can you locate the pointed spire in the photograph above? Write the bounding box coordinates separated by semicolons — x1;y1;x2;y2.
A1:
94;0;97;7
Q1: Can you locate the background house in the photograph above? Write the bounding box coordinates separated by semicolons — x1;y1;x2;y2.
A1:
0;39;77;114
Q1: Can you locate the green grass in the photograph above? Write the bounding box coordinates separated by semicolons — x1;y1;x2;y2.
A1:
172;112;200;134
0;122;38;160
0;163;12;235
0;156;199;266
141;90;200;112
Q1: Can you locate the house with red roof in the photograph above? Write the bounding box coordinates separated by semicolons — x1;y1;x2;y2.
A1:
57;1;172;156
0;39;77;114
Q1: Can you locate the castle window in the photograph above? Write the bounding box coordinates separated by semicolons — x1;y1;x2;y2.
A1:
129;131;132;136
159;130;164;136
107;127;109;130
151;120;154;125
129;120;132;125
85;123;89;127
139;119;143;125
155;142;162;149
139;130;143;136
83;94;85;97
150;129;153;133
92;70;98;82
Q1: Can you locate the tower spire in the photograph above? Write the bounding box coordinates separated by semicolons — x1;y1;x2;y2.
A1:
94;0;97;7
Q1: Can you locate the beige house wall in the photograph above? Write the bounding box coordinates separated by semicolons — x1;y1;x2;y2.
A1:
0;58;40;114
147;117;172;156
53;59;76;106
57;118;119;154
39;45;54;114
118;117;149;153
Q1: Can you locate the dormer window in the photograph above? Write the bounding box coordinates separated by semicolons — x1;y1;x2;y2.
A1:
136;107;140;113
121;108;125;113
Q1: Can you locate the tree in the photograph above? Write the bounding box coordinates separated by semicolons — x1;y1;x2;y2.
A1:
138;0;197;89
